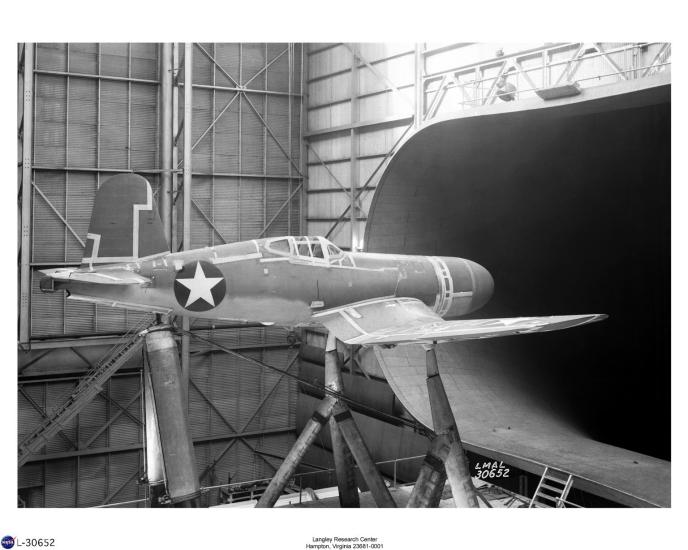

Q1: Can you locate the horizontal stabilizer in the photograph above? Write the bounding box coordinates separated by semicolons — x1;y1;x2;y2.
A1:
39;268;151;286
313;297;606;346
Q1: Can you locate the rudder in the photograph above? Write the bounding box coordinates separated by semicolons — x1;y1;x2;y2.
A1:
82;174;169;268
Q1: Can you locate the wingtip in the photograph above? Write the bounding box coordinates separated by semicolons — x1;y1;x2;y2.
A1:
584;313;608;324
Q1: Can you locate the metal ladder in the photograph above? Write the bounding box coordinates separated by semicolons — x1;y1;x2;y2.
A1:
18;315;156;467
528;466;575;508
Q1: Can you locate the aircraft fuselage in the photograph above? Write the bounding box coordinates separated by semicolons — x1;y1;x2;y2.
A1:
44;236;494;327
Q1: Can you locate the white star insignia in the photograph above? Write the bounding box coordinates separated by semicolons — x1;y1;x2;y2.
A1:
176;262;223;307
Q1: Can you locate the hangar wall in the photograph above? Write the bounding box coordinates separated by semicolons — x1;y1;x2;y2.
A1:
18;43;304;507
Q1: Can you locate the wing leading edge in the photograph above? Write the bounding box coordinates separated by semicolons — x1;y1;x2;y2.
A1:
312;297;606;346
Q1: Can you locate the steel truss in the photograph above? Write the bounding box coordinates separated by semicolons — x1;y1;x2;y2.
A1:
172;43;305;250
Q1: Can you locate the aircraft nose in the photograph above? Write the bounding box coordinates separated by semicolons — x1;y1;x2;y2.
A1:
466;260;494;312
439;257;494;316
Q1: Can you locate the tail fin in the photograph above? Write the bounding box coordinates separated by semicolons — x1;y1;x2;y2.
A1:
82;174;169;268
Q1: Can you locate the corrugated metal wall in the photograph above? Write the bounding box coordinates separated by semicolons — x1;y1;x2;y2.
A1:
18;43;303;508
304;42;671;249
31;43;159;338
178;43;302;249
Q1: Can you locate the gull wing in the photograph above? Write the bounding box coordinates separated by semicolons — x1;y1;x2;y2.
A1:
312;297;606;346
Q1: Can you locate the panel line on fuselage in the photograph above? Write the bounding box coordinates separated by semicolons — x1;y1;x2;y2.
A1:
311;296;403;317
427;256;454;317
213;252;263;264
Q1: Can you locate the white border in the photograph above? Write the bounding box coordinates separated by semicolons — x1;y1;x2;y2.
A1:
2;3;684;549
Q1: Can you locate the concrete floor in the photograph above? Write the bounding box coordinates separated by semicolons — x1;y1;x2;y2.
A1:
287;480;528;508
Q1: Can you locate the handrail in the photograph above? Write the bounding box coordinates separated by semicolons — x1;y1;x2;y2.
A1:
424;42;667;82
429;62;671;112
200;454;427;492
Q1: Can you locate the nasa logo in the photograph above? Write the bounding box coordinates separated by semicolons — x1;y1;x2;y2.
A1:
174;261;226;312
1;536;15;549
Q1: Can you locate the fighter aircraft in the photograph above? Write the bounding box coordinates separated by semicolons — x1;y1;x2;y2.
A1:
39;174;606;345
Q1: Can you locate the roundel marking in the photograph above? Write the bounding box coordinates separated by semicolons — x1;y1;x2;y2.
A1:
174;260;226;312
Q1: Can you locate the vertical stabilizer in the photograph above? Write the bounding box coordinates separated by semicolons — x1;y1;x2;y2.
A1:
82;174;169;268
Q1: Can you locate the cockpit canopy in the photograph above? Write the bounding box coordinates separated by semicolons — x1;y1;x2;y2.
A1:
264;236;344;262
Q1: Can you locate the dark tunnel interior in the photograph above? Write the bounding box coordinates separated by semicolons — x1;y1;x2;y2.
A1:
365;84;670;460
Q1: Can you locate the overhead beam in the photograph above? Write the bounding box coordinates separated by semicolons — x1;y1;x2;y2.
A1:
307;83;416;111
33;68;158;85
19;427;293;465
178;81;300;98
305;115;413;138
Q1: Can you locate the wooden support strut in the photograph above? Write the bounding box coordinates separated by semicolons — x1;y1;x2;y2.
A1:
406;435;448;508
325;333;360;508
327;331;395;508
257;332;395;508
410;343;479;508
255;395;337;507
331;405;396;508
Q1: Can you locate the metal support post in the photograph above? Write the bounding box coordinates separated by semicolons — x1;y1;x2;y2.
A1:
145;327;200;504
414;43;423;127
332;404;396;508
349;48;359;250
143;363;165;506
159;43;173;245
299;45;307;236
181;43;193;405
424;343;479;507
255;395;337;507
171;43;180;253
325;333;359;508
20;43;34;344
